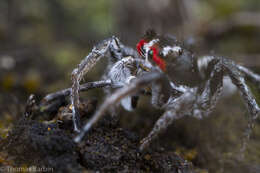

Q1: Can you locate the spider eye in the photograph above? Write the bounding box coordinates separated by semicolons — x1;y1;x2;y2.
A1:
148;49;153;58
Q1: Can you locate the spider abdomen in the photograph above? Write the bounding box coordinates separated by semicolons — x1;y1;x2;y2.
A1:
166;50;202;87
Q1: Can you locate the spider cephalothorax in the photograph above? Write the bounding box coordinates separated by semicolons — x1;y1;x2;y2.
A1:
52;30;260;151
137;30;202;87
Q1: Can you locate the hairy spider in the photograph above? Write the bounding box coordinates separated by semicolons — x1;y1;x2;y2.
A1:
71;30;260;151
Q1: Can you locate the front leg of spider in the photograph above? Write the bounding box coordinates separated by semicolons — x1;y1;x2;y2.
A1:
70;38;113;132
74;71;162;143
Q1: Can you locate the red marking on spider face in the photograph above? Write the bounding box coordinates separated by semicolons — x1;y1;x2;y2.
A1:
136;39;147;56
150;47;166;71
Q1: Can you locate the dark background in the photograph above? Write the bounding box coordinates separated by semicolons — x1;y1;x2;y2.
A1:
0;0;260;172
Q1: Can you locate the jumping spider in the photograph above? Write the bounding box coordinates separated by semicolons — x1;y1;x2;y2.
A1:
70;30;260;151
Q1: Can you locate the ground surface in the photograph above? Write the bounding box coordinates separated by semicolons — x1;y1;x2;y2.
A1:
0;98;193;173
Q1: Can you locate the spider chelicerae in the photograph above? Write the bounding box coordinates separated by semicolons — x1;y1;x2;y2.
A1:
52;30;260;151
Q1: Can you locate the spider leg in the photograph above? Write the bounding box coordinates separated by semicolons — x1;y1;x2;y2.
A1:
39;80;122;114
198;60;224;116
140;90;197;151
43;80;115;104
151;75;173;108
74;71;162;143
197;57;260;155
237;65;260;90
71;38;113;132
222;59;260;155
222;58;260;119
197;57;260;118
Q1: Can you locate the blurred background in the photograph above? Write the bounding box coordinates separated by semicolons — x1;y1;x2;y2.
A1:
0;0;260;172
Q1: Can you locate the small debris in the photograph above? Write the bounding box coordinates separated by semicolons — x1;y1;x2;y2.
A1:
144;154;151;160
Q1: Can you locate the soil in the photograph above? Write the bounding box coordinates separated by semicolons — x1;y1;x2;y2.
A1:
0;98;194;173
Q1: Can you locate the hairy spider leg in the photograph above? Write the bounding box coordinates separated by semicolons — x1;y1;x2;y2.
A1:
196;57;260;119
221;58;260;119
223;59;260;155
74;71;163;143
237;65;260;90
200;57;260;154
71;38;112;132
198;57;260;139
197;58;224;116
140;90;197;151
